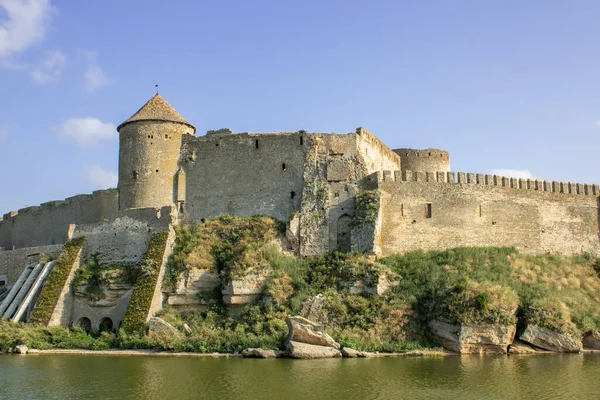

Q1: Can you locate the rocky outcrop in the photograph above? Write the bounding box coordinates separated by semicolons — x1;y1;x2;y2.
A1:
300;294;327;324
286;341;341;359
519;325;582;353
14;345;28;354
342;273;395;296
148;317;181;340
583;332;600;350
241;348;285;358
508;339;538;354
76;284;133;307
222;273;269;306
285;316;340;349
166;270;220;312
428;320;516;354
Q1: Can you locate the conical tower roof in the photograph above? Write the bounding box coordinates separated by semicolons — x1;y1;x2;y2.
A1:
117;94;196;132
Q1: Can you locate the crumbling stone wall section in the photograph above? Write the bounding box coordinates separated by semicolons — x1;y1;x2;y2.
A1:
0;189;118;250
72;206;175;267
356;127;401;173
378;170;600;256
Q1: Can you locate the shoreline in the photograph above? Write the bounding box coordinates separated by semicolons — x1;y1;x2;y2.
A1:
2;348;598;358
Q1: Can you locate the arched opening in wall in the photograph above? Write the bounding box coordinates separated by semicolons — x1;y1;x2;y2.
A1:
337;214;352;252
99;317;114;332
77;317;92;332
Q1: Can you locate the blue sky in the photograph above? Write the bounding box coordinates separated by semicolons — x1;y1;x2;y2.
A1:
2;0;600;213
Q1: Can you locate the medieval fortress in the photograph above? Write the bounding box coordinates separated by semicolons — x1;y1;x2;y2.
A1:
0;94;598;330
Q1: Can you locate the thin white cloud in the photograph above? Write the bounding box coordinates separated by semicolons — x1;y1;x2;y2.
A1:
84;165;117;189
55;117;117;148
490;169;535;179
84;64;109;92
0;1;66;84
0;0;54;59
30;49;66;84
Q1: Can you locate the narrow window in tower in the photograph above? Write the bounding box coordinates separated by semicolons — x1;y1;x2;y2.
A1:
425;203;432;218
282;163;287;171
479;204;482;217
132;171;138;180
300;136;303;145
255;139;259;149
401;203;404;217
290;191;296;199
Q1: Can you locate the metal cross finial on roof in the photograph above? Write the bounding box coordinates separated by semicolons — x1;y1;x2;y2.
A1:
155;84;159;95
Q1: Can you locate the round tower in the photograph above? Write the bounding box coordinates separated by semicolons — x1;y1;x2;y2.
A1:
117;94;196;211
393;148;451;173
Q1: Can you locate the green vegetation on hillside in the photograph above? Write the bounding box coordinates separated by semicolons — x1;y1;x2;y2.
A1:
121;231;170;333
29;238;85;326
4;216;600;353
72;253;139;299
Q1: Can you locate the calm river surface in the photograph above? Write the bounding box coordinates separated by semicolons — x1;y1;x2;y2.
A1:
1;353;599;399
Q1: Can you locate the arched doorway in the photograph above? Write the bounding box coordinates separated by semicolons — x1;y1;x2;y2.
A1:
337;214;352;252
99;317;114;332
77;317;91;332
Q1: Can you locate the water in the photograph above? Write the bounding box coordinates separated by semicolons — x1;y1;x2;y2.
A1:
1;353;599;399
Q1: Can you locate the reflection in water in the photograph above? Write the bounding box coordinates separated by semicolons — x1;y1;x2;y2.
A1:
0;354;599;399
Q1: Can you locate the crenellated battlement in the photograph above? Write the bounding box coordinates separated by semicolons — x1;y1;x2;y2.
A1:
379;170;599;196
0;189;119;250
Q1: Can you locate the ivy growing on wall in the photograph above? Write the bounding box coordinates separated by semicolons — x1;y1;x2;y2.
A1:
121;231;169;333
29;238;86;326
351;189;380;227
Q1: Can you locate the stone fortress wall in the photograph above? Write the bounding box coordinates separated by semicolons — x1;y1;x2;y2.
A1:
179;130;309;222
0;189;119;251
376;170;600;256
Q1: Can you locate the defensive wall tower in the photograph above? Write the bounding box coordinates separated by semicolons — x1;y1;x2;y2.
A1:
117;94;196;210
393;148;450;173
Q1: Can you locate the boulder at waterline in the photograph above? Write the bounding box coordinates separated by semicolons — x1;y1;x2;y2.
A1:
519;325;582;353
583;332;600;350
285;316;340;349
286;341;342;359
341;347;365;358
14;345;28;354
428;320;516;354
508;339;538;354
148;317;182;340
241;348;286;358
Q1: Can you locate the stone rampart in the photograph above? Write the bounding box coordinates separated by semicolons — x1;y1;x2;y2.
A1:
180;132;311;222
355;127;402;173
377;170;600;256
0;189;118;250
72;206;175;267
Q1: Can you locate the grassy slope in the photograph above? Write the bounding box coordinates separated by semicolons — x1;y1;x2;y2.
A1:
2;216;600;352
